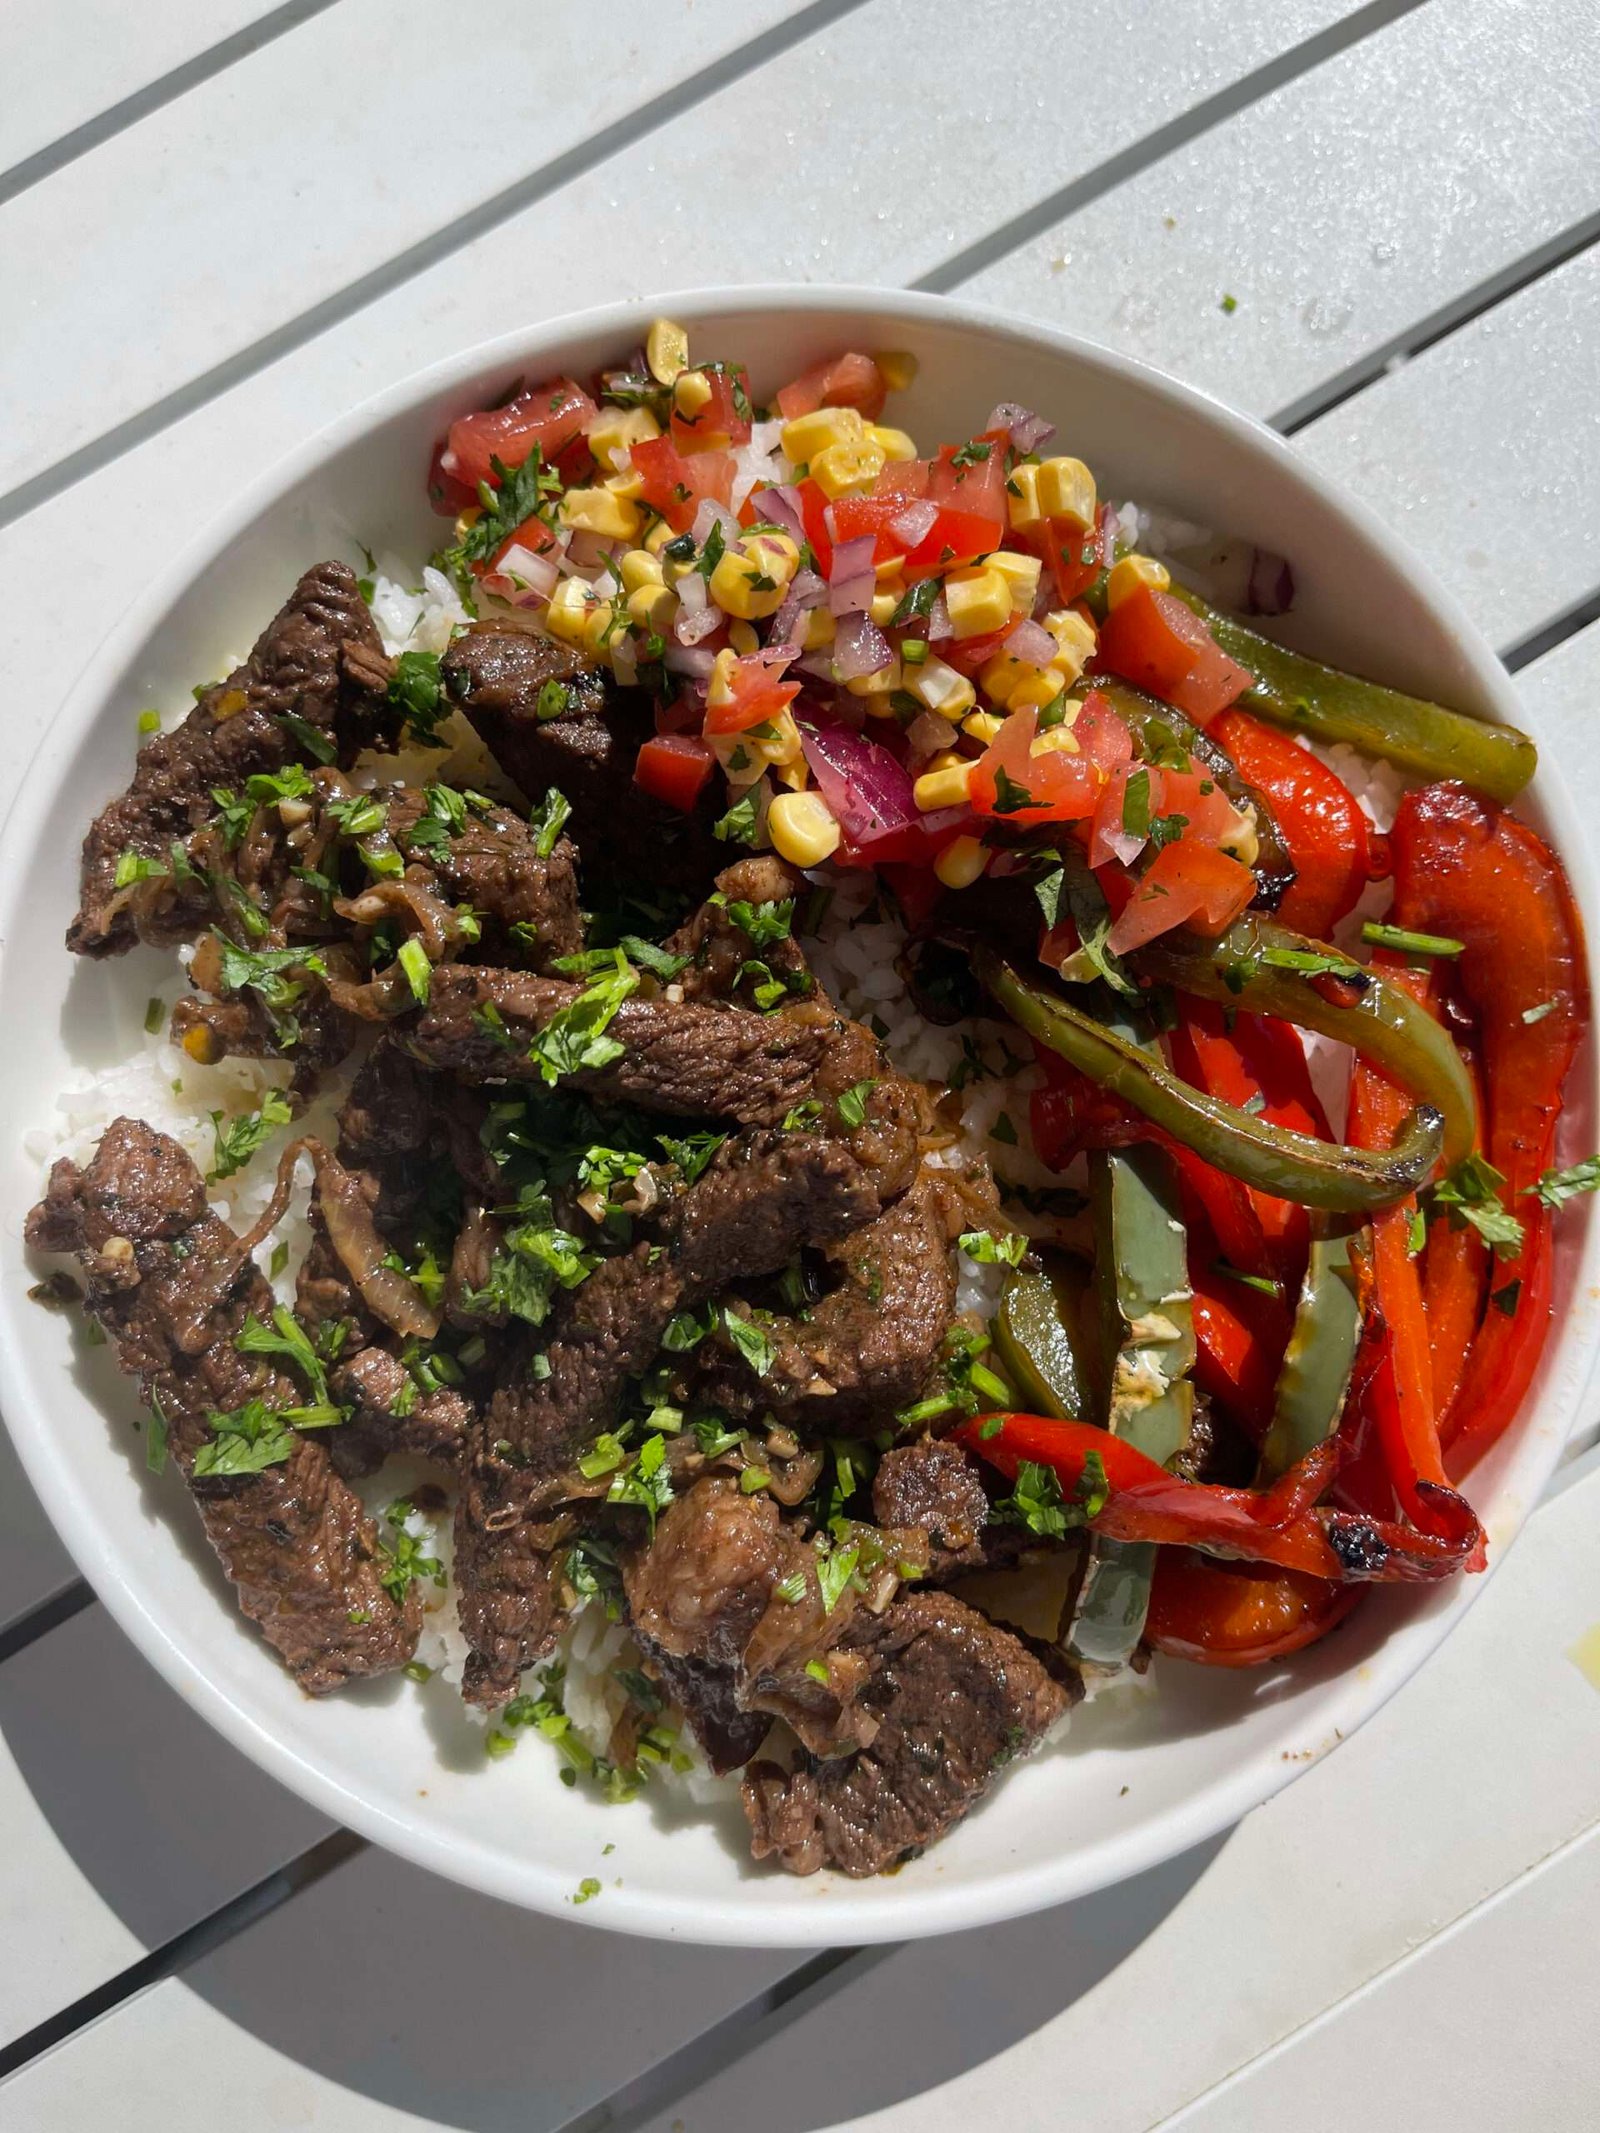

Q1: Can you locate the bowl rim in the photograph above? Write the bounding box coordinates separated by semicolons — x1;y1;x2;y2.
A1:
2;281;1593;1947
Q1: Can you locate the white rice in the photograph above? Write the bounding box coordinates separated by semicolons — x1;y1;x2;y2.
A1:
31;537;1418;1816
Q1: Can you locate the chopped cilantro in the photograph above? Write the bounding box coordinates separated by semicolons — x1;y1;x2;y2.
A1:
713;791;761;846
377;1500;445;1606
1431;1154;1526;1259
146;1398;170;1476
208;1086;292;1182
723;1307;774;1378
1526;1155;1600;1210
958;1229;1028;1267
530;787;572;859
396;936;432;1006
835;1078;878;1129
526;954;637;1083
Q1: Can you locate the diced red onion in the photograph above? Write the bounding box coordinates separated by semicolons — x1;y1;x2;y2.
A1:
1104;825;1146;868
797;651;836;683
907;711;959;757
675;573;723;645
828;536;878;617
1245;547;1296;617
1004;617;1058;668
749;483;807;548
564;529;617;572
890;499;938;548
482;543;559;606
769;595;807;649
664;646;717;680
927;591;953;642
789;567;827;609
831;612;893;680
799;715;919;848
692;497;740;548
987;402;1056;455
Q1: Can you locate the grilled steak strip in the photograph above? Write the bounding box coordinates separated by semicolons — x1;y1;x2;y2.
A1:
456;1127;889;1705
442;626;724;891
408;968;837;1126
697;1174;955;1433
665;855;812;1007
71;563;395;958
742;1592;1068;1876
375;787;584;970
26;1118;418;1691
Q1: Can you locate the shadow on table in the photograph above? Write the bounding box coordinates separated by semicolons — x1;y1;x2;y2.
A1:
3;1600;1227;2133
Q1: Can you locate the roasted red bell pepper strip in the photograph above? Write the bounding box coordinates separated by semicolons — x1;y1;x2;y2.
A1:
1188;1262;1291;1443
954;1413;1476;1582
1145;1550;1361;1666
1210;708;1375;938
1422;1219;1487;1418
1390;785;1589;1474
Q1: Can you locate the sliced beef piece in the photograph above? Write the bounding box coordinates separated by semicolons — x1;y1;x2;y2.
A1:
377;787;584;969
408;969;836;1126
26;1119;417;1691
666;855;812;1007
623;1477;798;1772
329;1344;474;1479
456;1126;887;1705
872;1438;992;1563
698;1175;955;1434
742;1591;1068;1877
442;626;723;891
71;563;395;958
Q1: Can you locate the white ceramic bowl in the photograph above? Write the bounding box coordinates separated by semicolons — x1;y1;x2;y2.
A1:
2;288;1595;1947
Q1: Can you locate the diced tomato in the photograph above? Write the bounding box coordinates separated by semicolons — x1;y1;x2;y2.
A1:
1027;501;1117;606
938;626;1012;678
899;505;1006;581
1071;691;1134;775
486;515;558;574
670;365;753;455
794;479;834;576
970;708;1099;826
775;351;887;423
445;376;598;494
634;735;716;812
630;434;735;533
1106;840;1256;954
872;458;931;502
1211;709;1373;936
828;493;913;565
702;653;801;736
927;432;1009;528
1096;584;1255;725
427;436;479;518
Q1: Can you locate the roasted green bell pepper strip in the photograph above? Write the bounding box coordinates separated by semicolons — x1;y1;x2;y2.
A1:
978;950;1444;1211
1166;587;1537;804
1092;678;1297;912
993;1261;1098;1424
1258;1221;1364;1481
1131;915;1477;1169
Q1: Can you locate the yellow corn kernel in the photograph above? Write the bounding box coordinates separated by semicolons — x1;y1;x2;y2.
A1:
845;653;903;704
934;835;989;890
1219;804;1260;870
625;582;678;634
914;757;977;811
559;486;642;541
581;602;623;661
1035;456;1098;532
1009;669;1067;713
809;437;887;500
989;549;1043;613
944;566;1013;639
907;656;976;718
672;369;714;419
1006;463;1045;533
874;350;918;392
646;317;689;384
706;648;739;711
588;406;661;471
619;549;664;594
1046;608;1098;682
752;707;804;767
963;709;1005;744
181;1023;222;1064
643;516;679;556
605;465;645;502
544;576;597;644
874;553;908;583
769;790;841;867
709;729;764;787
869;424;917;463
1031;727;1080;758
870;576;907;627
979;652;1037;710
803;606;836;651
727;620;760;657
710;532;798;621
775;754;810;792
779;405;865;462
1106;553;1172;609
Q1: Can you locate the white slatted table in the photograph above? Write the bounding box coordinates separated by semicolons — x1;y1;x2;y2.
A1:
1;4;1596;2124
